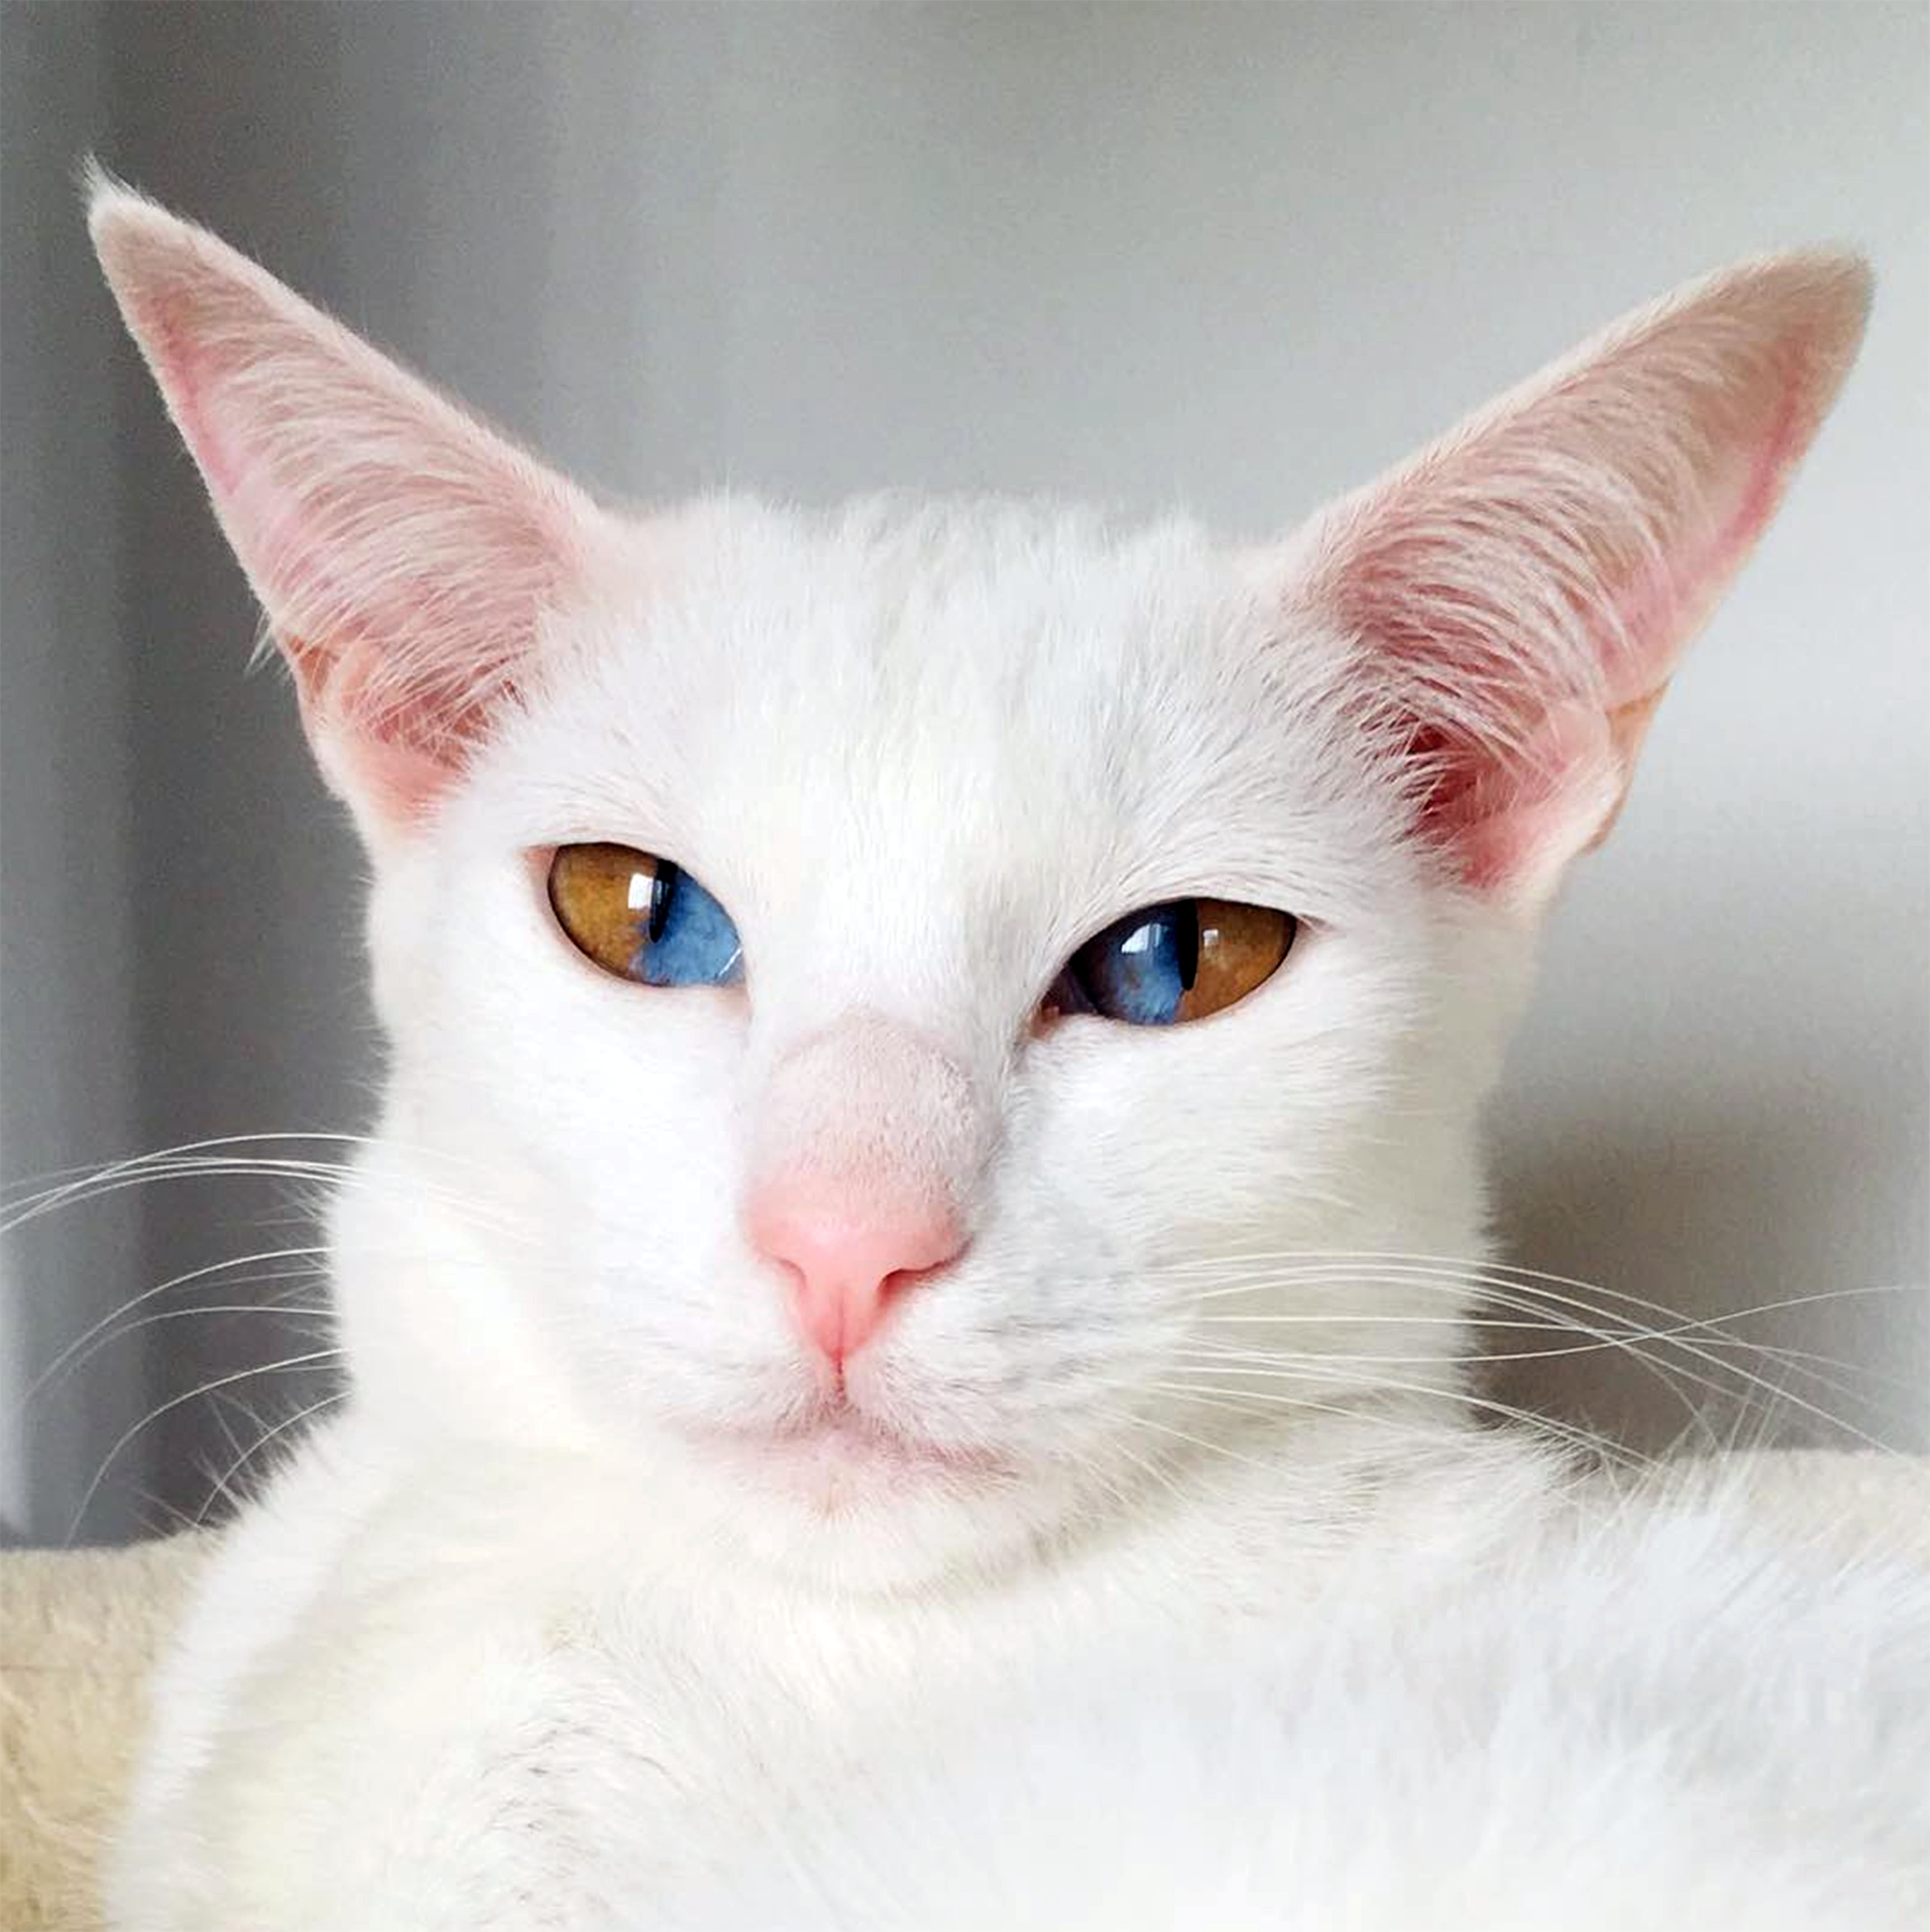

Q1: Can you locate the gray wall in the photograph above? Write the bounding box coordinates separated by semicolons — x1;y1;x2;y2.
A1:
2;1;144;1541
3;2;1925;1542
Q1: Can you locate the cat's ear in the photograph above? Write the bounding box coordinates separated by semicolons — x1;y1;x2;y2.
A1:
89;177;617;845
1275;251;1870;913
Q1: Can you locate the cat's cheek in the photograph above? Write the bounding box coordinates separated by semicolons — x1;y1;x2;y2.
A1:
985;922;1469;1418
1018;930;1401;1233
359;840;454;1040
379;858;760;1413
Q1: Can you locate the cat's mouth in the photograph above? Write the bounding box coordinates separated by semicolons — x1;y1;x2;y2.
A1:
698;1401;1014;1500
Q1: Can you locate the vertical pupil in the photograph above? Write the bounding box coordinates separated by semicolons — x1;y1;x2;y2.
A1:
1172;900;1200;992
646;862;678;943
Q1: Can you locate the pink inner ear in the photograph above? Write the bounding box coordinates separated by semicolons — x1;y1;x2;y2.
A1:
1299;252;1870;907
141;308;240;499
93;187;607;836
1605;362;1806;709
1325;516;1629;895
285;635;501;824
1445;350;1803;891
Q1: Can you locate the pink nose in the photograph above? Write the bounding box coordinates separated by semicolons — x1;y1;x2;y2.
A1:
747;1182;965;1369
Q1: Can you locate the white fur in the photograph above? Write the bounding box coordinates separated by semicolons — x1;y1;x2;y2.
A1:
80;187;1922;1929
659;1464;1930;1931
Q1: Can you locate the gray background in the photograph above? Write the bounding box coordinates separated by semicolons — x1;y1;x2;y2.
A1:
3;2;1925;1544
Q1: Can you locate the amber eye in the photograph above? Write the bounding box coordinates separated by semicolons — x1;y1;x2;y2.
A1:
1042;898;1297;1025
546;843;744;987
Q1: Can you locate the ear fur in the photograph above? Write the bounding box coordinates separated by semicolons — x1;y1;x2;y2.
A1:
87;170;616;844
1280;251;1872;911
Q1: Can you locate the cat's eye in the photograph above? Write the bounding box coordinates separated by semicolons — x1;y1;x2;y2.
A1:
547;843;744;988
1042;898;1296;1026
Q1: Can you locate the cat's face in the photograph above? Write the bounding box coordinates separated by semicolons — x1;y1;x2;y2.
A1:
90;180;1867;1587
347;499;1506;1581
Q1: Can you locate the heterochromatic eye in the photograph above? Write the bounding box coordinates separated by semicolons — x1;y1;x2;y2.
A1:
547;843;744;988
1042;898;1296;1026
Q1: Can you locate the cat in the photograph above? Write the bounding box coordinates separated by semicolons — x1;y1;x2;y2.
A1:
82;172;1928;1928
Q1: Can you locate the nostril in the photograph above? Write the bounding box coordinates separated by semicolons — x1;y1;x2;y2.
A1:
880;1242;969;1300
878;1207;968;1285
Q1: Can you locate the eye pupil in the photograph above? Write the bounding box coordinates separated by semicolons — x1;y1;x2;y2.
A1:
1174;900;1200;993
646;862;677;943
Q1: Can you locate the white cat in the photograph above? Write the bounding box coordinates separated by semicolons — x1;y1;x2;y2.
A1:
84;175;1926;1928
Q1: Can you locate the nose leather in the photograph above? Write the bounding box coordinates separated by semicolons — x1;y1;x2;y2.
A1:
747;1182;965;1367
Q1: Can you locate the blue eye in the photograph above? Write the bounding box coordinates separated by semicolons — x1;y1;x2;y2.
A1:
547;844;744;988
1043;898;1296;1026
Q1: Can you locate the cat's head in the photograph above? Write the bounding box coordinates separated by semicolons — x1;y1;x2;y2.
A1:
91;178;1867;1589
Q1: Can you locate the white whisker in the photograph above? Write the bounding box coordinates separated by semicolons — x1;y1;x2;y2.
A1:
194;1390;349;1528
21;1247;332;1409
64;1347;344;1546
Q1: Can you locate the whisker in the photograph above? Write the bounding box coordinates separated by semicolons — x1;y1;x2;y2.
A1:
2;1133;534;1242
1178;1327;1886;1380
21;1247;332;1409
1172;1258;1922;1446
1130;1375;1639;1472
193;1390;349;1529
1086;1401;1287;1480
42;1290;336;1407
64;1347;344;1547
5;1159;528;1242
1177;1341;1893;1457
1167;1251;1921;1329
1195;1265;1722;1441
1;1128;511;1209
1156;1357;1652;1467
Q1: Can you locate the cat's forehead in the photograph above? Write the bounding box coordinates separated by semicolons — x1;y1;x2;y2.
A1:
491;496;1401;931
657;494;1249;716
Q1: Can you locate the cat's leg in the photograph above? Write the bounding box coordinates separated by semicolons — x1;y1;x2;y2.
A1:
103;1429;753;1932
104;1413;397;1931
